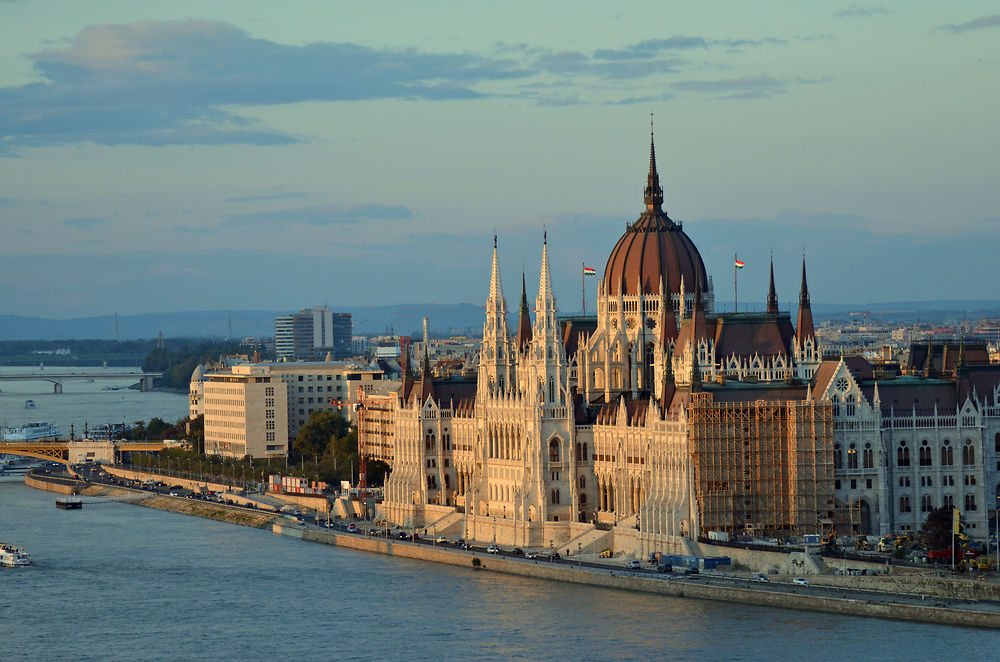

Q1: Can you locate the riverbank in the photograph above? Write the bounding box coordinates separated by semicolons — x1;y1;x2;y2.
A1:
274;523;1000;630
23;470;1000;629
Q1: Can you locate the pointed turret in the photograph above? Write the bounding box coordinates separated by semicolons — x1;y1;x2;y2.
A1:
923;336;934;378
644;126;664;213
516;270;532;353
418;346;436;403
766;257;778;315
479;236;512;393
796;257;815;343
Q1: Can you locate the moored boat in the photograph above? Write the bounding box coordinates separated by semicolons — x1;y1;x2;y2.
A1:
2;422;62;441
24;399;35;409
0;543;32;567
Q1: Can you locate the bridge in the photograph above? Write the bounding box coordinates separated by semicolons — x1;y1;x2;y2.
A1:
0;439;166;464
0;371;162;393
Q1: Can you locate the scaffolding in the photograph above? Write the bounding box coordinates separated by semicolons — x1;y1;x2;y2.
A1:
688;392;834;538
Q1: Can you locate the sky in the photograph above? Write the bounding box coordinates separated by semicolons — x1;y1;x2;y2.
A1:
0;1;998;319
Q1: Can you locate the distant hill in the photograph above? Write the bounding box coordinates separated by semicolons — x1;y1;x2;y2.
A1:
2;299;1000;341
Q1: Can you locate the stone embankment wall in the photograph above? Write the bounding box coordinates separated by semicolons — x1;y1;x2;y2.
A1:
23;473;78;495
274;523;1000;630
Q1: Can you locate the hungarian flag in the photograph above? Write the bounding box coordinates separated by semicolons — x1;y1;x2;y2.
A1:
583;266;596;276
734;259;745;269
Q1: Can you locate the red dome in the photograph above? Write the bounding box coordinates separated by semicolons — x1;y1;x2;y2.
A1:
602;137;708;298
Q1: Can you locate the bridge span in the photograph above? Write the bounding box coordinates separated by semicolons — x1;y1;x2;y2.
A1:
0;439;166;464
0;371;162;393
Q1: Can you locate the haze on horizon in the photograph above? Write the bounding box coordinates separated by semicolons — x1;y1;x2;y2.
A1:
1;2;997;319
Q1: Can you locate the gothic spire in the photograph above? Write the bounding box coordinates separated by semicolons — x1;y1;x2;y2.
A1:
516;268;532;352
644;115;664;212
796;256;815;342
766;255;778;315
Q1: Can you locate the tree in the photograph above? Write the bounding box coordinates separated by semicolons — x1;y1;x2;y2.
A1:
293;409;349;458
921;506;963;550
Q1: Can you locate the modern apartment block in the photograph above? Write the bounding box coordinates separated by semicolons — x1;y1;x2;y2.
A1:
275;307;353;361
202;364;289;459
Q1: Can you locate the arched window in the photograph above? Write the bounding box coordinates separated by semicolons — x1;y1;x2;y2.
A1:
548;377;556;403
899;495;911;513
425;432;436;451
995;432;1000;453
832;394;840;417
920;495;933;512
575;443;582;462
965;494;978;511
863;443;874;469
834;444;843;470
579;476;586;489
942;495;954;509
582;443;588;462
551;489;560;505
848;443;858;469
897;441;910;467
919;440;932;467
963;439;976;465
941;440;953;466
549;438;560;463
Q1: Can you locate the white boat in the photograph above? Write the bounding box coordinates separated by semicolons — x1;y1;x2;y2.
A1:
0;543;32;567
2;422;62;441
24;399;35;409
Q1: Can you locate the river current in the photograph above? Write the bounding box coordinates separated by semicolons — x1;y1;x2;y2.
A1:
1;482;998;661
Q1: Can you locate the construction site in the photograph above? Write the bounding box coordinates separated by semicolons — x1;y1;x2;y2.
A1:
686;392;836;539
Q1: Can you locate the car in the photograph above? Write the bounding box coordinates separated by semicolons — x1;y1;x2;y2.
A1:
368;528;381;536
396;531;409;540
460;542;471;550
683;568;699;575
525;551;539;559
453;538;466;547
751;573;769;582
168;491;179;496
549;552;561;561
792;577;809;586
346;524;358;533
486;544;500;554
625;560;641;569
599;549;613;558
512;547;524;556
435;536;448;544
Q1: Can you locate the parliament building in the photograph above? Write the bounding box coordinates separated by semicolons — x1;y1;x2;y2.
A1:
358;135;1000;557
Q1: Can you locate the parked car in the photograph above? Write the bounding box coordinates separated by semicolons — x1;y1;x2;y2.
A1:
486;544;500;554
625;560;641;569
792;577;809;586
525;551;539;559
511;547;524;556
346;524;358;533
751;573;769;582
435;536;448;544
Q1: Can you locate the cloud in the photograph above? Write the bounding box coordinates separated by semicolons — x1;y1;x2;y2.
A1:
0;20;529;152
593;36;708;60
222;203;413;228
835;5;891;19
672;73;790;99
935;14;1000;34
226;192;310;204
170;225;213;234
63;216;105;229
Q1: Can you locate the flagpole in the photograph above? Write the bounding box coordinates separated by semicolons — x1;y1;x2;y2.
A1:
734;252;738;313
582;261;586;315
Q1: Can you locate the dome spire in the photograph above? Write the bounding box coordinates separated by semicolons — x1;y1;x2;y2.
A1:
644;113;664;212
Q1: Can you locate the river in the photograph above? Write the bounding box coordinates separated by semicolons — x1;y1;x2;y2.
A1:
0;366;189;438
1;482;998;661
